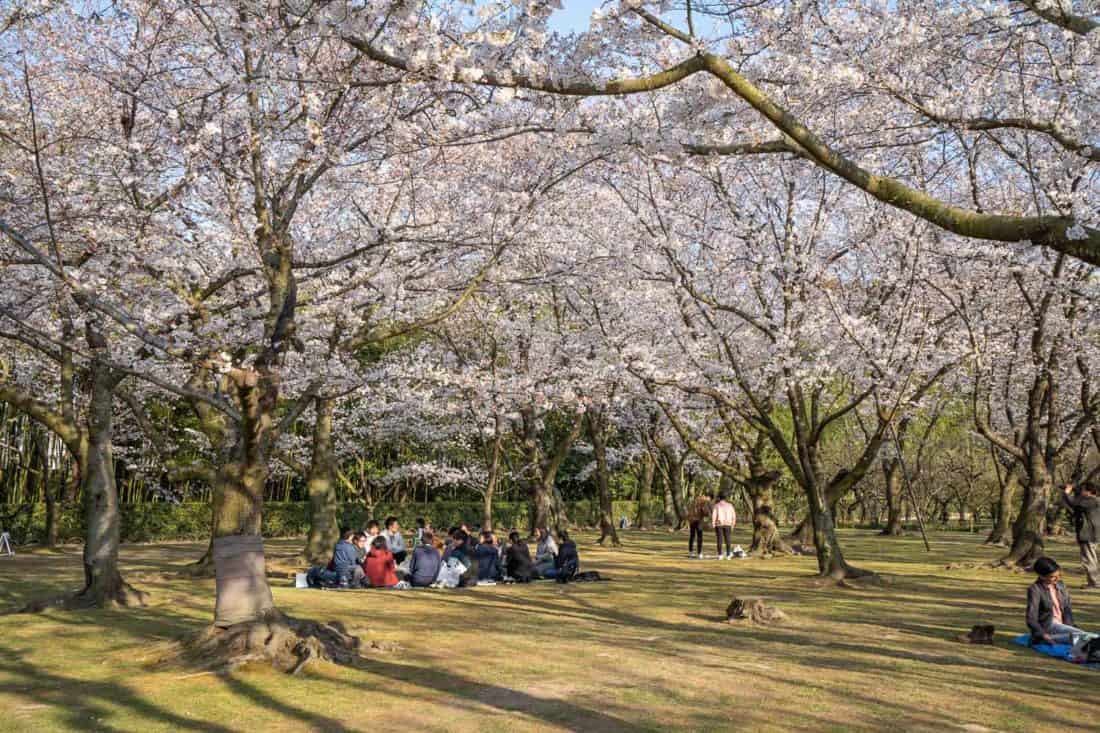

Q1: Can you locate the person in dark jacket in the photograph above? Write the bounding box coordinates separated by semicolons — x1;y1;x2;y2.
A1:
442;529;476;587
407;531;442;587
1063;483;1099;588
1026;557;1085;644
505;531;535;582
475;531;501;584
555;530;580;582
332;530;366;587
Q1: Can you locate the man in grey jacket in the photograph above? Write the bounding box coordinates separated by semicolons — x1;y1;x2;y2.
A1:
1063;483;1099;588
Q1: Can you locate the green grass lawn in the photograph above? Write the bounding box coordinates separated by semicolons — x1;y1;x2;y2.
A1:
0;529;1096;732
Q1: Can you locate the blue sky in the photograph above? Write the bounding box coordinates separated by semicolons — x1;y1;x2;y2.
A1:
545;2;705;36
546;1;603;33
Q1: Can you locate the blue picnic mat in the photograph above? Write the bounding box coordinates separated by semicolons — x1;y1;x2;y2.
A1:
1012;633;1099;669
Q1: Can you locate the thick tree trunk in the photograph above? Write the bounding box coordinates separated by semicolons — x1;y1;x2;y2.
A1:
806;482;867;579
76;360;143;607
880;459;904;536
211;434;275;628
303;397;338;566
529;477;569;534
635;451;654;529
745;470;792;556
997;473;1048;567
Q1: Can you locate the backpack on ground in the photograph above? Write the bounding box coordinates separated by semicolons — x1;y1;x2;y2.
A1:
555;559;579;584
1070;634;1100;664
307;565;340;589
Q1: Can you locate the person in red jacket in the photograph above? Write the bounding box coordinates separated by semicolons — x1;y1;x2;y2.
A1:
363;536;399;588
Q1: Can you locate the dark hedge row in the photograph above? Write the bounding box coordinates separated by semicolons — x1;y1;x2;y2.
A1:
0;500;652;545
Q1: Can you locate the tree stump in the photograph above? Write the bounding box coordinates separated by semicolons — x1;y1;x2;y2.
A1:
726;597;788;626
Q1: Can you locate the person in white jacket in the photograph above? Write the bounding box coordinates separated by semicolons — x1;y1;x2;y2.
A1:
711;492;737;559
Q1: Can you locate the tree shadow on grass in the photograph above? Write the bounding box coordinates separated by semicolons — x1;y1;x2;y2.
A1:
0;642;236;733
218;673;355;732
349;656;655;733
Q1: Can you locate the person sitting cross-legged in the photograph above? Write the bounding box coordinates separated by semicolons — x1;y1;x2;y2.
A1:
407;531;442;588
505;531;535;583
364;536;400;589
555;530;580;583
383;516;407;564
333;530;366;587
1027;557;1087;645
534;527;559;579
475;530;502;585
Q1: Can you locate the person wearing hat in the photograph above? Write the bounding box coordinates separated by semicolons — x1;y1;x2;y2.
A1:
1026;557;1085;645
1062;483;1100;588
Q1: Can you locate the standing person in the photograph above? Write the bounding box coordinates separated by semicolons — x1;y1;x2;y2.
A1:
711;491;736;560
1026;557;1086;644
407;531;442;587
685;492;712;559
1063;483;1099;588
534;527;559;579
383;516;407;564
364;536;400;588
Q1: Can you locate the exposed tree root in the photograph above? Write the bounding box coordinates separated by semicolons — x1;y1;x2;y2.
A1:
158;610;377;675
726;597;788;626
806;570;889;590
180;549;215;578
16;578;148;614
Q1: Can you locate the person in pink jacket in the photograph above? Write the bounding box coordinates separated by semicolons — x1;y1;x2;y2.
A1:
711;492;737;559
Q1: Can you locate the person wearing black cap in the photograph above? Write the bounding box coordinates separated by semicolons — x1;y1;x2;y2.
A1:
1026;557;1085;645
1062;483;1100;588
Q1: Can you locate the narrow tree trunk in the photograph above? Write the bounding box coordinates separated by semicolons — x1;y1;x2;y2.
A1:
635;451;654;529
482;420;503;532
303;397;338;565
37;434;59;549
589;416;620;547
660;467;675;528
880;458;904;536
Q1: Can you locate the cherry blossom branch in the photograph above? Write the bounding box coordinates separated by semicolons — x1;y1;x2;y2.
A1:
1015;0;1098;34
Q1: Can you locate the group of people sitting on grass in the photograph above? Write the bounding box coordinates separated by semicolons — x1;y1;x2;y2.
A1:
307;516;583;589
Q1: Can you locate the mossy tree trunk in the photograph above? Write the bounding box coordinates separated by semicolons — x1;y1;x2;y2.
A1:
304;397;339;565
880;458;904;536
635;450;655;529
587;409;620;547
986;462;1017;545
521;409;581;535
481;415;504;532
